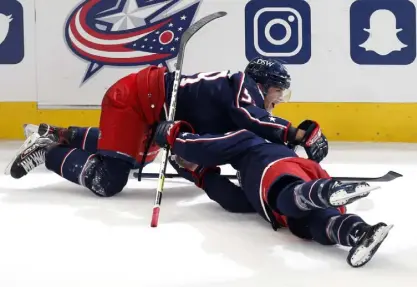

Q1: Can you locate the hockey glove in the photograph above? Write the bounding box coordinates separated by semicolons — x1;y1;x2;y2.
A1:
297;120;329;163
168;154;220;188
154;121;194;148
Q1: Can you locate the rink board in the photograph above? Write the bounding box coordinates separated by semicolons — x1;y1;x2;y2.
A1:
1;0;417;142
0;101;416;142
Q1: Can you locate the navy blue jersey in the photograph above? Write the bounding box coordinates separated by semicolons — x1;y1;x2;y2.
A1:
164;71;292;144
171;130;298;222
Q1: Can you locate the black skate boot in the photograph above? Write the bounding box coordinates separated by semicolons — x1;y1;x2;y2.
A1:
326;181;379;207
37;123;75;144
24;123;74;144
347;222;393;267
5;133;56;178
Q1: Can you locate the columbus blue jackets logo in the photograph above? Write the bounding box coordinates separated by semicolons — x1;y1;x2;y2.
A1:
65;0;202;83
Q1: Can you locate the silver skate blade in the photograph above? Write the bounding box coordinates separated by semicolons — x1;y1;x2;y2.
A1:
365;185;381;192
357;184;381;195
4;133;41;175
23;124;39;138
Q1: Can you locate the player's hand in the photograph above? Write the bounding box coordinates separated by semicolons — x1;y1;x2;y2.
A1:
297;120;328;163
154;120;194;148
169;154;220;188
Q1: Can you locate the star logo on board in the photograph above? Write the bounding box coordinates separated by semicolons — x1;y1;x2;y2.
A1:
64;0;202;84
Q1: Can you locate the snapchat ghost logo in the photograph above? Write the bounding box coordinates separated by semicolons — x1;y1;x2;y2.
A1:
359;9;407;56
350;0;416;65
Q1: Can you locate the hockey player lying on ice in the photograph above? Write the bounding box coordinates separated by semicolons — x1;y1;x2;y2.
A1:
6;57;301;198
151;119;393;268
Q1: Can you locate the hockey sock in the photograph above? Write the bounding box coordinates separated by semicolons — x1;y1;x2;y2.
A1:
325;214;367;246
276;178;337;217
306;208;367;246
45;146;132;197
45;145;95;185
306;209;367;246
275;179;334;218
68;127;99;152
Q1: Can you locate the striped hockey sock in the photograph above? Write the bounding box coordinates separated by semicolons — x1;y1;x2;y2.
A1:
293;179;335;211
326;214;367;246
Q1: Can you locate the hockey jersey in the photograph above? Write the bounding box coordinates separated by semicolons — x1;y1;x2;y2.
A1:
171;129;298;223
164;70;292;144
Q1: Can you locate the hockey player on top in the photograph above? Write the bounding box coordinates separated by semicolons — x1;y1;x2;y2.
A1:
7;57;322;198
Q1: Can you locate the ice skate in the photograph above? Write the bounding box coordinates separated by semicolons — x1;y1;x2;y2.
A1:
347;222;393;267
5;133;55;178
24;123;72;144
327;181;379;206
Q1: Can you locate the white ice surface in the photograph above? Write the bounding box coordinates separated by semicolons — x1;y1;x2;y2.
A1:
0;141;416;287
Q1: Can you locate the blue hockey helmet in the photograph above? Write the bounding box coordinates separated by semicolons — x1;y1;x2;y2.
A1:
244;57;291;91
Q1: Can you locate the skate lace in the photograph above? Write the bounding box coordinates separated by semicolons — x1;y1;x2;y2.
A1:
21;150;45;173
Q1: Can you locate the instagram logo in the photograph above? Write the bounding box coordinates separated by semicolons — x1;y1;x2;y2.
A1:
245;0;311;64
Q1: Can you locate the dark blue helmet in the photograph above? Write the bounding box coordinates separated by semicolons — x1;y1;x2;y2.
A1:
244;57;291;91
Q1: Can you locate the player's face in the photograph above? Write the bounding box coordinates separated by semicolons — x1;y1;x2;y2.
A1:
264;86;285;113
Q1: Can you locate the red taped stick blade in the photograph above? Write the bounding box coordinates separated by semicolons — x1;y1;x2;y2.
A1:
151;207;160;227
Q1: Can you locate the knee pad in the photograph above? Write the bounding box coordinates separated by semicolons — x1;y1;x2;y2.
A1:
80;156;130;197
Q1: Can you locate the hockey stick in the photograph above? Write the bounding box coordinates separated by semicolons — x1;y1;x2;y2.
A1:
151;11;228;228
136;170;402;182
329;171;402;182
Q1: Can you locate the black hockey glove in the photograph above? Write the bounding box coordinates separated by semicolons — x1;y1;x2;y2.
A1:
297;120;328;163
154;120;194;148
168;154;220;188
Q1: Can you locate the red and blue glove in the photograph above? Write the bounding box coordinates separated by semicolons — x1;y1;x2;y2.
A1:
154;120;194;148
297;120;329;163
